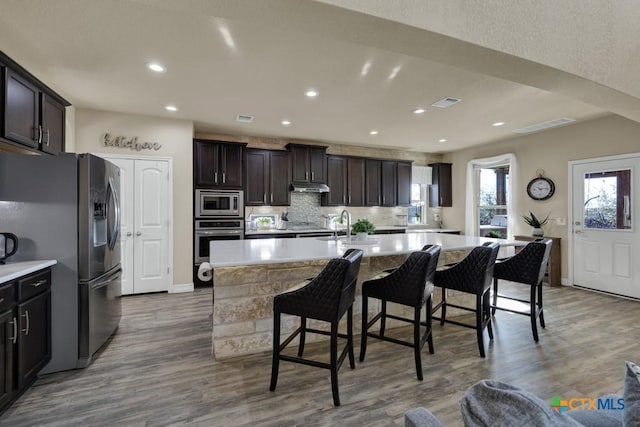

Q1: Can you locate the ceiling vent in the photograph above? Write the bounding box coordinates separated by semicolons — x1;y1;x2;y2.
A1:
431;97;461;108
235;114;254;123
513;118;575;134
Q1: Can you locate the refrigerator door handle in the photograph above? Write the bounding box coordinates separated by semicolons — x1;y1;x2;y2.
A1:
106;176;120;250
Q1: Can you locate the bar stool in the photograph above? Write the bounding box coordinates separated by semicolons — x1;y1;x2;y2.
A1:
269;248;363;406
359;245;441;380
491;239;553;342
433;242;500;358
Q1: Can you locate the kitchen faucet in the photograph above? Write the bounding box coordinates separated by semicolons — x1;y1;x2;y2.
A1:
340;209;351;240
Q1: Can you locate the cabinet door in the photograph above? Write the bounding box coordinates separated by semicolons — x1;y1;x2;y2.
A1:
309;147;326;183
0;309;15;409
324;156;347;206
381;160;397;207
397;161;412;206
365;159;381;206
290;146;310;182
219;143;243;188
429;163;452;207
40;93;65;155
347;158;365;206
245;150;269;205
4;69;39;148
17;290;51;389
269;151;291;206
194;140;219;187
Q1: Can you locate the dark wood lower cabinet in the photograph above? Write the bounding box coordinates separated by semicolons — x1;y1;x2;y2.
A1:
0;267;52;415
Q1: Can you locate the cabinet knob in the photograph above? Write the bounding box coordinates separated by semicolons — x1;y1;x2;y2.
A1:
136;231;142;236
126;231;133;236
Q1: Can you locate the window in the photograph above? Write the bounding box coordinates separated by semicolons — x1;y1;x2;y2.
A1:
408;183;425;224
583;169;632;229
478;167;509;238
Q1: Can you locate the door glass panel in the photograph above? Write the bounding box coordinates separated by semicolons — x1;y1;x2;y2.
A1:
583;169;632;230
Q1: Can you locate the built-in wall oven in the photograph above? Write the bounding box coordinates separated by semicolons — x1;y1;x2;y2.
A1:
196;189;243;217
194;219;244;264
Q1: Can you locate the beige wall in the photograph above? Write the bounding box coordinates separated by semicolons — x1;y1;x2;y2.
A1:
443;114;640;281
74;109;194;286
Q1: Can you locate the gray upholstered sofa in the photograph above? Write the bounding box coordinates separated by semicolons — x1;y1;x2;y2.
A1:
405;361;640;427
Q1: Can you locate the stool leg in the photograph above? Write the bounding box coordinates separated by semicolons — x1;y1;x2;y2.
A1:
297;316;307;357
347;306;355;369
440;288;447;326
530;285;539;342
270;311;281;391
359;295;368;362
330;322;341;406
492;277;498;315
426;297;434;354
537;280;546;328
484;290;493;339
413;306;423;381
475;295;486;358
380;300;387;336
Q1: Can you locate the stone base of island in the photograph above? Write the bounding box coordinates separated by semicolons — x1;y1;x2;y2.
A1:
210;233;523;359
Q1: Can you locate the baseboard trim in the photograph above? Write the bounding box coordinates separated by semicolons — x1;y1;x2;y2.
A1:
169;282;194;293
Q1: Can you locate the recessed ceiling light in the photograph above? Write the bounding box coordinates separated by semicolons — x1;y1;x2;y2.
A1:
369;130;378;135
492;121;505;127
305;89;318;98
146;62;166;73
439;139;447;143
281;120;291;126
412;108;426;115
164;105;178;112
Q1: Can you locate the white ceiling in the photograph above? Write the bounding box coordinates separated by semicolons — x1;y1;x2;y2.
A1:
0;0;610;153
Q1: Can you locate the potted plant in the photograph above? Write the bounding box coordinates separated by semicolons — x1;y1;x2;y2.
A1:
256;217;273;230
522;212;549;237
351;218;375;240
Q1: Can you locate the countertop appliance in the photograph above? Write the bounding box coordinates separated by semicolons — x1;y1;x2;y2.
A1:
195;189;243;217
0;232;18;264
0;153;122;373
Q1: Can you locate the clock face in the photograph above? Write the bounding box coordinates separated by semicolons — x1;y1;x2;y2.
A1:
527;177;555;200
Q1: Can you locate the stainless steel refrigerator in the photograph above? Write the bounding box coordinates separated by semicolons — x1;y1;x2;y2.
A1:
0;153;122;373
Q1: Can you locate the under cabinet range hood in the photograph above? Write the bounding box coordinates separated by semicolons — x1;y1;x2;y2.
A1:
290;182;330;193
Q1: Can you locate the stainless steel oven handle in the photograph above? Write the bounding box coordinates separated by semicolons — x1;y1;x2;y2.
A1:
196;230;243;235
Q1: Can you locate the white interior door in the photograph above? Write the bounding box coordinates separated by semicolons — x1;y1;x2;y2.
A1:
571;154;640;298
134;159;170;293
100;155;171;295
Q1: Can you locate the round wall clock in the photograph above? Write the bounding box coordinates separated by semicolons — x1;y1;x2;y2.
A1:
527;176;555;200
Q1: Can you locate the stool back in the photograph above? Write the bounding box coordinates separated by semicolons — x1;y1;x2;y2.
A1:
338;248;364;318
495;239;553;285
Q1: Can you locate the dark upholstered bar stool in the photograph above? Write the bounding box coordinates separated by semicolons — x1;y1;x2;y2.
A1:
359;245;441;380
269;249;363;406
433;242;500;358
491;239;553;342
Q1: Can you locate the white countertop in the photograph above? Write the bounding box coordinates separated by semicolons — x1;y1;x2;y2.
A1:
0;260;57;285
210;233;524;267
405;228;461;233
245;225;407;235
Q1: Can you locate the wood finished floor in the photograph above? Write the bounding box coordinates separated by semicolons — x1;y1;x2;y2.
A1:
2;283;639;426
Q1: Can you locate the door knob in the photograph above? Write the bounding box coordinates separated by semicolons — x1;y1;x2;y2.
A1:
136;231;142;236
126;232;132;236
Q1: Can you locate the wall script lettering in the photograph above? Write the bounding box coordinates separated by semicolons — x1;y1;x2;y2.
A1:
103;133;162;151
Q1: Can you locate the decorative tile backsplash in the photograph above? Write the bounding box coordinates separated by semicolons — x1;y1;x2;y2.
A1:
288;193;322;224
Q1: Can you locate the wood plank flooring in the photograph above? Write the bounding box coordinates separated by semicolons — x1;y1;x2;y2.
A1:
2;283;639;426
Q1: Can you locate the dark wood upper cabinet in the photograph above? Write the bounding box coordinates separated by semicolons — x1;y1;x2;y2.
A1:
323;156;347;206
269;150;291;206
429;162;452;207
1;52;69;154
396;161;412;206
365;159;381;206
194;140;245;189
347;158;365;206
245;149;290;206
381;160;397;207
40;94;65;155
4;68;39;148
287;144;327;183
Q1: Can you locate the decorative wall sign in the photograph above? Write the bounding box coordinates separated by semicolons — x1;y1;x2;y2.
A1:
103;133;162;151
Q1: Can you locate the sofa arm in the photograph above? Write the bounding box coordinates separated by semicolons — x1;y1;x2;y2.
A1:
405;407;444;427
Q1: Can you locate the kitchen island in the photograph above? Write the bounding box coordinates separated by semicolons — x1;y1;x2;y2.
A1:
209;233;523;359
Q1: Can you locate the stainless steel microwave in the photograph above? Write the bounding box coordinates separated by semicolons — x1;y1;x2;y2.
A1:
195;190;243;217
